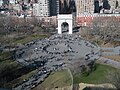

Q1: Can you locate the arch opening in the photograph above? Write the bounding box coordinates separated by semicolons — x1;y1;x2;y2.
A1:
61;22;69;33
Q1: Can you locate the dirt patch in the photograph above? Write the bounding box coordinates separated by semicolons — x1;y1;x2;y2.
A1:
102;55;120;62
101;50;113;52
101;43;114;47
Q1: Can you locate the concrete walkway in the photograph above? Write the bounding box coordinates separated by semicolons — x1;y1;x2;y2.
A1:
101;46;120;56
98;57;120;69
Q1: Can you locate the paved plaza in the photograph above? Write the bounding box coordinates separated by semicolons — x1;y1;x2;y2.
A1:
16;34;100;67
14;34;100;90
14;34;120;90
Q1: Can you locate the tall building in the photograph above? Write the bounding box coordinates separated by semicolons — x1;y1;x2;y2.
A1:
33;0;59;16
68;0;76;13
59;0;69;14
33;0;76;16
108;0;117;13
75;0;94;16
118;0;120;7
98;0;120;13
94;0;100;13
9;0;16;4
0;0;3;6
59;0;76;14
49;0;59;16
33;0;49;17
32;3;40;16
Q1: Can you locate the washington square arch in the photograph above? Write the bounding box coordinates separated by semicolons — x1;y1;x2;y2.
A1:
58;14;74;34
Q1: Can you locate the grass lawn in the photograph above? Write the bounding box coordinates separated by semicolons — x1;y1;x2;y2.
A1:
7;69;37;88
0;51;37;88
0;51;13;61
0;51;22;73
33;70;72;90
15;34;49;44
0;60;21;73
73;63;117;84
0;57;37;88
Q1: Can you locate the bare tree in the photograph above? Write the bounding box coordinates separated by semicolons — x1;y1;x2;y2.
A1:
80;27;92;40
85;16;120;45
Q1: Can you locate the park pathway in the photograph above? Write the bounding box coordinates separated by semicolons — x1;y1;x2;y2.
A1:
98;57;120;69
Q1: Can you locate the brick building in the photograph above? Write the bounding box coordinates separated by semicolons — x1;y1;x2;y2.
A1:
76;14;120;26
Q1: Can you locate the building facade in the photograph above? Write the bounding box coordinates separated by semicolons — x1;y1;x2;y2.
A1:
98;0;120;14
75;0;94;16
108;0;117;13
49;0;59;16
76;14;120;26
59;0;68;14
0;0;3;6
32;0;60;16
9;0;16;4
33;0;50;17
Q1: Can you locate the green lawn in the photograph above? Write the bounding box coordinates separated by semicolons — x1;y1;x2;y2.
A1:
0;51;13;61
0;51;21;73
37;70;72;90
0;51;22;88
0;51;36;88
8;69;37;88
73;63;117;84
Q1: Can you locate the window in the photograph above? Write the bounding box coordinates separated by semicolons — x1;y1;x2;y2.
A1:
85;6;87;12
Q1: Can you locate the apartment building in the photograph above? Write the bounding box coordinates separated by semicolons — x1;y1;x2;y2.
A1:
33;0;60;17
33;0;50;17
0;0;3;6
75;0;94;16
49;0;59;16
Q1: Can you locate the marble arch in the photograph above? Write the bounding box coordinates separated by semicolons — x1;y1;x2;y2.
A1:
58;14;73;34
